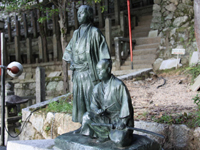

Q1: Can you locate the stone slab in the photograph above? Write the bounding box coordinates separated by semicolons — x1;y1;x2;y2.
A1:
190;51;199;66
7;139;56;150
48;71;62;78
159;58;181;70
117;68;153;80
55;132;162;150
190;75;200;91
148;30;158;37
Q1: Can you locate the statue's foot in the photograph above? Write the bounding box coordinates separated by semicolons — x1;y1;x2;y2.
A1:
96;138;109;143
73;127;81;134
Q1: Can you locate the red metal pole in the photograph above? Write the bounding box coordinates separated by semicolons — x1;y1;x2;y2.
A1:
127;0;133;69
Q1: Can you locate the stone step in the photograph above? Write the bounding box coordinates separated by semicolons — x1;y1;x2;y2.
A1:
132;32;149;38
124;57;155;65
133;26;151;31
139;15;153;22
134;43;159;50
138;20;152;26
132;48;157;55
121;64;152;70
127;54;156;61
135;37;161;45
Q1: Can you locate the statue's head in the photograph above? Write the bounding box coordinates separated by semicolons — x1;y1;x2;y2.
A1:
77;5;93;25
97;59;112;81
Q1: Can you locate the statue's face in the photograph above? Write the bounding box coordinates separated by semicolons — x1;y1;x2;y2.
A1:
77;6;89;24
96;63;110;80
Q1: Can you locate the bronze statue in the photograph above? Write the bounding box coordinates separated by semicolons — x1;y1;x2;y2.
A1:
80;59;134;147
63;5;111;125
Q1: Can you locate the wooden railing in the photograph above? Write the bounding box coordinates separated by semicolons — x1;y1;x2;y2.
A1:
114;37;136;70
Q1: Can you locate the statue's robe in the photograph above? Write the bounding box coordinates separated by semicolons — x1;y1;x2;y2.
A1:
63;24;111;123
81;75;134;146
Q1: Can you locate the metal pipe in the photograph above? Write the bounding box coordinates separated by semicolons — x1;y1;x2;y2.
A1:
127;0;133;69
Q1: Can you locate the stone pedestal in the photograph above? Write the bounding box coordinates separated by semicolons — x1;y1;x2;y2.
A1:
55;132;162;150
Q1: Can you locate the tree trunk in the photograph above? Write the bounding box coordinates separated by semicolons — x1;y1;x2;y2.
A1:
194;0;200;60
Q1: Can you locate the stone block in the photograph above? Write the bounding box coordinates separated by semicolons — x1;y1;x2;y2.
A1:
153;4;161;11
165;13;174;20
148;30;158;37
56;81;64;92
18;72;26;80
170;124;192;149
190;74;200;91
153;58;163;71
173;16;188;27
48;71;62;78
159;58;181;70
55;132;162;150
26;72;33;79
189;51;199;66
170;0;179;5
7;140;55;150
134;121;168;144
154;0;161;4
166;3;176;12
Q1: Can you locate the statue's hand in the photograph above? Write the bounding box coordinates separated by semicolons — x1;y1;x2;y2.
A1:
96;109;104;115
116;122;126;130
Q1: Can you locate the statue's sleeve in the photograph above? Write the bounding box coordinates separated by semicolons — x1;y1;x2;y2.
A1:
62;33;75;62
93;29;111;60
90;86;101;113
118;84;132;119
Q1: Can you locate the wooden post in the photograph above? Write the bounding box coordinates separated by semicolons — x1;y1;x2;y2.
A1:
38;36;43;62
7;17;12;42
62;60;69;93
15;15;21;40
114;0;120;25
53;34;58;61
36;67;45;103
26;38;32;64
105;18;112;54
97;2;104;28
31;10;38;38
114;37;121;70
23;13;28;38
52;5;62;61
3;35;7;65
73;2;79;29
14;36;21;62
120;11;125;37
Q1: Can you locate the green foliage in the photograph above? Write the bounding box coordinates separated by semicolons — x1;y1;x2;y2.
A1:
45;125;51;131
186;64;200;83
154;112;193;125
45;95;73;113
192;94;200;106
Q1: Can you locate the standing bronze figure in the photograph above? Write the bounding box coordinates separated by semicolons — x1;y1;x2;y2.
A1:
63;5;111;124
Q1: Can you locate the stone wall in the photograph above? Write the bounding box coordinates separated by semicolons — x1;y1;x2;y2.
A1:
6;62;70;100
151;0;196;65
20;99;200;150
20;94;81;140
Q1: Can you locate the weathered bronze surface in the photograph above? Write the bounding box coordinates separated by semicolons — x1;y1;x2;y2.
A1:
62;5;111;123
194;0;200;58
59;5;162;149
80;59;134;147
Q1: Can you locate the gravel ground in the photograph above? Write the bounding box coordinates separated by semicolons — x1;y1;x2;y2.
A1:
124;73;198;121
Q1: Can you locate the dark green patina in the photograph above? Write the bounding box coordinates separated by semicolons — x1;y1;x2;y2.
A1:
62;5;111;123
59;5;162;149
